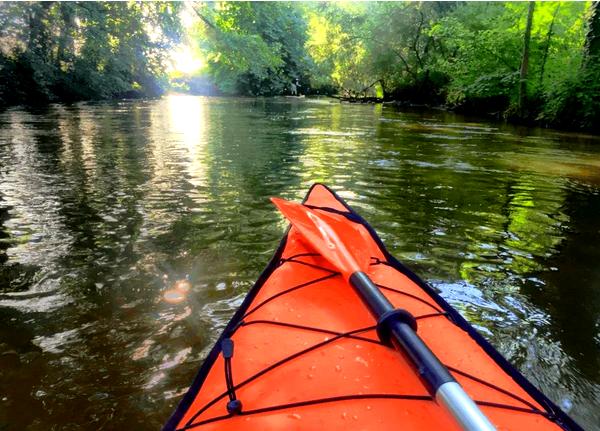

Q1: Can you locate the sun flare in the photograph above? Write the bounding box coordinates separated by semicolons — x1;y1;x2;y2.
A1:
169;45;205;74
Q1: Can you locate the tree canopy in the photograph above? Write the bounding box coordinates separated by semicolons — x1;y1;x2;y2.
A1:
180;1;598;131
189;2;310;96
0;1;182;105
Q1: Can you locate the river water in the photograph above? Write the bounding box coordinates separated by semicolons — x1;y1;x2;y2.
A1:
0;96;599;429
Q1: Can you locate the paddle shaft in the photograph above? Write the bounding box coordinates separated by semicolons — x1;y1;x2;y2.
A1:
349;272;496;431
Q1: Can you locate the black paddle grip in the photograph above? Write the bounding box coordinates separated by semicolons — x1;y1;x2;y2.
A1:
349;271;455;394
377;308;417;345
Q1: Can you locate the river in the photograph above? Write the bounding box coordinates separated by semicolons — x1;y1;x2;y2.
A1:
0;96;599;429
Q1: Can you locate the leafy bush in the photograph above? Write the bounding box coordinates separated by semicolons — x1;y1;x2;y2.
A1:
541;61;600;131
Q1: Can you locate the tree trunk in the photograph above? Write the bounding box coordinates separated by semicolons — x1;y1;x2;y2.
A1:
583;1;600;66
519;1;535;117
539;3;560;87
379;79;387;100
27;2;53;57
56;3;75;69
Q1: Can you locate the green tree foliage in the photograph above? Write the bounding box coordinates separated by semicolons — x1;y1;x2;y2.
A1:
431;2;587;118
300;1;595;130
542;1;600;131
0;1;181;106
191;2;309;95
304;2;451;100
304;3;371;96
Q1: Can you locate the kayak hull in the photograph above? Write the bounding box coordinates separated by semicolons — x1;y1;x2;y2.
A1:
164;184;581;431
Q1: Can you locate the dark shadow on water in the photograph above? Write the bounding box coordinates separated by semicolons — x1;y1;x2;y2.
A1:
529;189;600;383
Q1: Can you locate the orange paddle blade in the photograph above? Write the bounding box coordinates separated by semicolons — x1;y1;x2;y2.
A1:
270;197;371;279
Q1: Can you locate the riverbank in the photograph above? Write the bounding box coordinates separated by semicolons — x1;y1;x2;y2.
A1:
0;87;600;136
331;95;600;135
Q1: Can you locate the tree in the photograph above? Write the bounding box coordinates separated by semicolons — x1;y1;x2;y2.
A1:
0;2;182;106
539;3;560;88
304;2;451;100
541;1;600;131
519;2;535;116
191;2;309;96
583;1;600;62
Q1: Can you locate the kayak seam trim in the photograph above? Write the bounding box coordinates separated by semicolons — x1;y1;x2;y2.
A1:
239;319;383;345
376;282;444;313
280;256;338;273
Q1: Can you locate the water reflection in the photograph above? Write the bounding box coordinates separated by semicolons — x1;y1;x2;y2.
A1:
0;96;599;428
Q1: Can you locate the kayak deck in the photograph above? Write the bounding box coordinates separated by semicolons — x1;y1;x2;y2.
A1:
164;184;581;431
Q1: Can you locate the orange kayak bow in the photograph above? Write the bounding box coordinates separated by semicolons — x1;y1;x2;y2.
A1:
163;184;581;431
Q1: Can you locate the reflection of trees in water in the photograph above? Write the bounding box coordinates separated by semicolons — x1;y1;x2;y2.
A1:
29;103;152;298
0;198;37;293
0;196;9;266
0;99;213;429
155;98;309;283
361;118;598;390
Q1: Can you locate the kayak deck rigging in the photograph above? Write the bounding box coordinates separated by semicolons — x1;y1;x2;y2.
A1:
174;253;552;430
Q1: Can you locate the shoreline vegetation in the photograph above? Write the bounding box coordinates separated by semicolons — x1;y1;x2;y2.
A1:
1;2;599;133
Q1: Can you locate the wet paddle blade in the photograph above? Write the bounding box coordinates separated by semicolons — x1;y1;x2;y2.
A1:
271;197;372;279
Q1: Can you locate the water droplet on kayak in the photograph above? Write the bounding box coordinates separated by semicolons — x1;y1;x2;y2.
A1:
355;356;369;367
366;405;372;411
307;374;314;379
341;412;348;420
354;344;363;349
310;365;317;370
288;413;302;420
352;415;359;421
335;365;342;372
